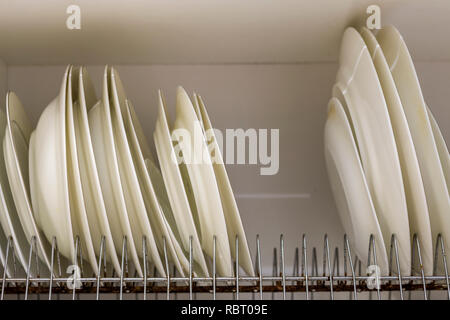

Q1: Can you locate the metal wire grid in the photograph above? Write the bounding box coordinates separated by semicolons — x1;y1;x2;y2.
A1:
0;233;449;300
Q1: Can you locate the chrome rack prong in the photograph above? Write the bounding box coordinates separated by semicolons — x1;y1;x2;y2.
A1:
412;234;427;300
25;236;36;300
173;266;177;300
152;266;158;300
11;239;17;279
323;235;334;300
390;234;403;300
119;236;127;301
189;235;192;300
433;234;440;277
302;234;309;300
34;235;40;277
256;234;262;300
48;237;57;300
96;236;105;300
280;235;286;300
12;241;19;300
103;237;108;277
163;236;170;301
358;257;361;277
332;247;339;279
55;237;62;301
356;255;362;298
311;247;318;300
311;248;318;277
125;244;129;283
73;235;80;301
235;235;239;300
271;247;277;300
56;239;62;294
433;234;439;276
368;234;381;300
78;237;85;280
142;236;147;301
291;247;299;300
322;241;326;277
1;236;13;300
388;234;393;301
436;234;450;299
34;235;41;300
343;237;350;300
344;235;357;300
354;255;360;292
409;234;416;301
133;269;138;300
213;235;216;300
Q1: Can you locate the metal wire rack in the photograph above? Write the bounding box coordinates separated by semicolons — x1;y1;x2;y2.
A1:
0;233;449;300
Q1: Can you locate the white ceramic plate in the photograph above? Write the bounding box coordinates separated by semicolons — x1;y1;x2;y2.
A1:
32;66;75;264
335;28;410;274
153;91;209;276
0;107;29;275
195;94;254;276
173;87;232;276
0;221;12;277
76;67;121;274
66;66;98;275
126;96;155;165
325;98;388;274
29;131;57;277
123;97;187;276
377;25;450;262
427;106;450;191
192;95;205;132
6;91;53;272
143;157;192;276
360;27;433;275
0;111;16;276
109;67;166;277
89;67;145;277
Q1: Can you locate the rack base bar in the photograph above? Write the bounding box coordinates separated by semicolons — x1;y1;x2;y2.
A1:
1;283;449;295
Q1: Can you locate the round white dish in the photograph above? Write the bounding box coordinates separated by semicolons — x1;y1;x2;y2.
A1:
123;97;187;276
32;65;75;264
6;91;53;272
0;221;12;277
0;107;29;275
143;157;192;276
76;67;121;274
89;67;144;277
153;90;209;276
335;27;410;275
360;27;433;275
377;25;450;263
66;66;98;275
173;87;232;276
195;94;254;276
109;67;166;277
325;98;388;274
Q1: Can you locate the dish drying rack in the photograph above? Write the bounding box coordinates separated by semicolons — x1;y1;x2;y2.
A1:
0;233;449;300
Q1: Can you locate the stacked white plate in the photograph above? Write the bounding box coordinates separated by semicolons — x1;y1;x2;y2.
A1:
0;65;254;277
326;26;450;276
